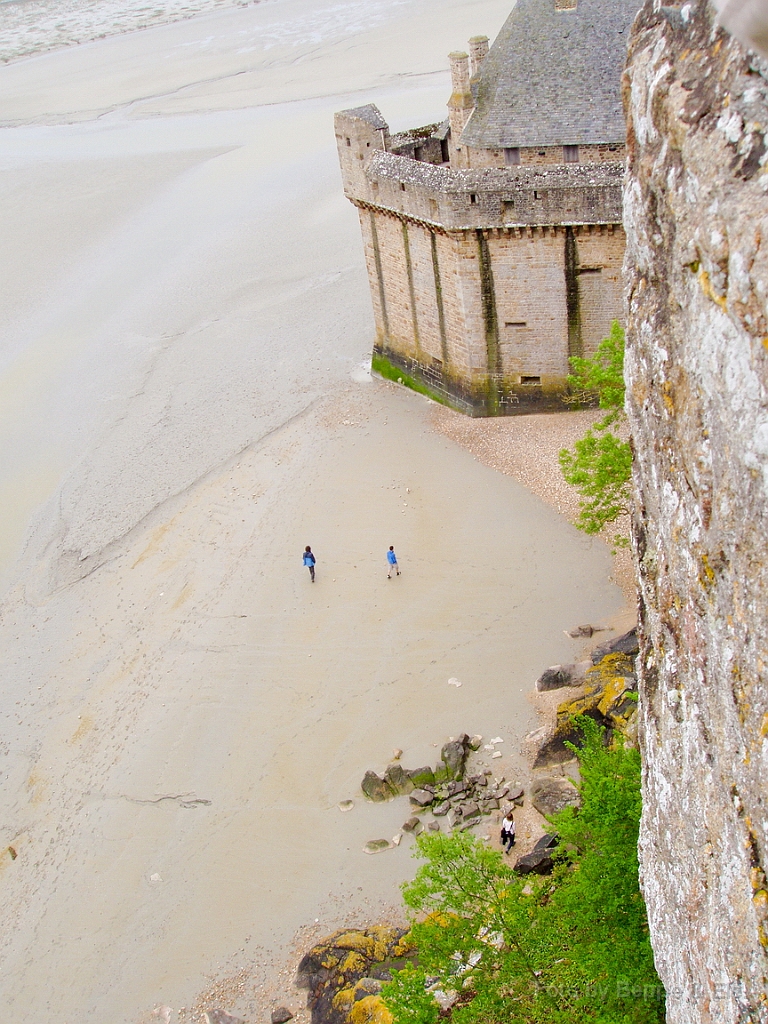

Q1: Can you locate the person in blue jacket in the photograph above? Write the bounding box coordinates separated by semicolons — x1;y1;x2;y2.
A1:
386;545;400;578
303;545;316;582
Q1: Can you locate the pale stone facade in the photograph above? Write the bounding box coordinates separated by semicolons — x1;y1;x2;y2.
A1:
335;0;639;414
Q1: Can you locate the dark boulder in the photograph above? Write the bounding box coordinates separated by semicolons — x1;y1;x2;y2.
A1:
590;627;639;663
446;780;467;797
406;766;435;788
361;771;392;802
409;789;434;808
533;832;559;853
271;1009;294;1024
384;763;413;796
459;801;481;820
513;849;555;875
441;737;469;780
535;661;590;692
506;785;524;805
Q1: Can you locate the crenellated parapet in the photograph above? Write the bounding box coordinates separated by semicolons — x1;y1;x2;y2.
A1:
358;150;624;232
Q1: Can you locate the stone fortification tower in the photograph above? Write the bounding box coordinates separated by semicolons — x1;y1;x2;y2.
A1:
335;0;640;415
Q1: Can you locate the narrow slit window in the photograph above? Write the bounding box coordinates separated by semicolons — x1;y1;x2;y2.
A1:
505;321;527;327
520;375;541;385
346;137;351;147
470;193;478;204
400;182;406;191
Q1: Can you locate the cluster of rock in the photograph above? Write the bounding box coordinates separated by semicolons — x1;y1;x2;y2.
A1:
404;770;523;835
361;733;524;844
296;926;412;1024
360;733;478;803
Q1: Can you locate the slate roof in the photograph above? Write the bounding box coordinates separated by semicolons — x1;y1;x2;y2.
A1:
343;104;388;131
460;0;642;149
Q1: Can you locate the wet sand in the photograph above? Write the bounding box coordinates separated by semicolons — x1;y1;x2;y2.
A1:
0;1;627;1020
431;406;636;604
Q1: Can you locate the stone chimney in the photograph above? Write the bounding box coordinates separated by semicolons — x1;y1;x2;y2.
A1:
447;51;473;166
468;35;489;79
555;0;577;9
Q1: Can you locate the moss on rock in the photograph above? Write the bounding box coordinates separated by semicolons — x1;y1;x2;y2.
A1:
297;927;414;1024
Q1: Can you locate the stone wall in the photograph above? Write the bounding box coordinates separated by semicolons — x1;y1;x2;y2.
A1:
623;1;768;1020
335;105;626;415
359;209;625;414
465;142;626;169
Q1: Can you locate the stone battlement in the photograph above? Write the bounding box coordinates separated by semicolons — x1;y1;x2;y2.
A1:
360;150;623;232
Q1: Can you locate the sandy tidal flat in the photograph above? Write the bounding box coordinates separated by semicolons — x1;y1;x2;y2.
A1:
0;1;626;1020
0;0;256;64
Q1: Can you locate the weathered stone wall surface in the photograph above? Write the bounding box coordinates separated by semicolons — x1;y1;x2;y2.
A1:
623;2;768;1020
465;141;626;169
362;211;625;413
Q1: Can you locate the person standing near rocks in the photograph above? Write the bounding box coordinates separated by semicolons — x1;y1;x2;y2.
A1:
303;545;316;582
386;545;400;578
501;810;516;853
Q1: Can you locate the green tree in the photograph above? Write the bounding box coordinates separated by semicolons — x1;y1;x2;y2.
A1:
382;718;663;1024
559;321;632;545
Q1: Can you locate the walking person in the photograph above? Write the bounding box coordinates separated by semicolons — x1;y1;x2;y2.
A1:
386;545;400;578
501;810;516;853
302;545;316;582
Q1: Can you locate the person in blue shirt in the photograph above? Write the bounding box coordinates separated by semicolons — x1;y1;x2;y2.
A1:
303;545;316;582
386;545;400;578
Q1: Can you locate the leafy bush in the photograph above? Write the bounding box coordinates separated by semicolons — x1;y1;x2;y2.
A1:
382;718;663;1024
559;321;632;546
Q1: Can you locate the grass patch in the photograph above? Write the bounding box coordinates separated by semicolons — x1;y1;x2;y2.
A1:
371;352;452;408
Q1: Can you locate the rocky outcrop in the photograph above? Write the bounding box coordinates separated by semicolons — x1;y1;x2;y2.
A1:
360;736;471;802
533;650;639;767
296;927;412;1024
624;2;768;1019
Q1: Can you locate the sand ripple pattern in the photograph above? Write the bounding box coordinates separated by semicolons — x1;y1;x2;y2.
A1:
0;0;253;63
